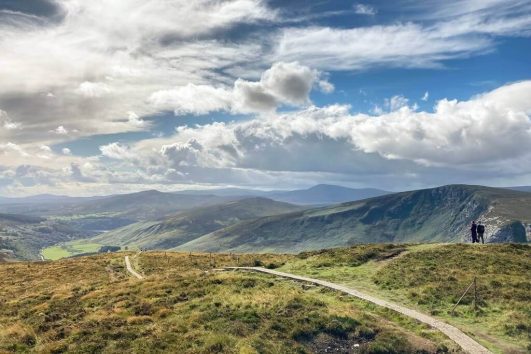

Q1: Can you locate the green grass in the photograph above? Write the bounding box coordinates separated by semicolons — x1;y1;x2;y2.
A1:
42;241;103;260
0;252;460;353
279;243;531;354
41;246;72;260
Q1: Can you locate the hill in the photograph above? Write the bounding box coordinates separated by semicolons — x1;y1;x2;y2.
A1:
279;243;530;353
175;185;531;253
267;184;390;205
0;250;460;353
0;190;237;237
53;198;303;255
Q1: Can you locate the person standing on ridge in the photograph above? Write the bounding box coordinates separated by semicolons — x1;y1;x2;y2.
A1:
477;222;485;244
471;221;478;243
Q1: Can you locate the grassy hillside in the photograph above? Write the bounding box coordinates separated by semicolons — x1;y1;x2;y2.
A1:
45;198;302;259
279;244;531;353
176;185;531;253
0;252;460;353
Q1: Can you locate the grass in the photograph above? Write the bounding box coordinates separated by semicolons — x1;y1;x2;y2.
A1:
279;243;531;354
42;241;103;260
0;251;461;353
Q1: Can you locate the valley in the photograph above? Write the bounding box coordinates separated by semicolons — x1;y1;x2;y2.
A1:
0;184;528;261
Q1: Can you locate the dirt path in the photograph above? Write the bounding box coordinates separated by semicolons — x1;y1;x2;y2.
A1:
124;255;143;280
226;267;491;354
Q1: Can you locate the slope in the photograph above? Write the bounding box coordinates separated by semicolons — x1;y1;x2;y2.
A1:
0;252;460;353
175;185;531;253
73;197;303;251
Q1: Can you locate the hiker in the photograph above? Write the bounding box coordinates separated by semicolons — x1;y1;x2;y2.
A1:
477;222;485;244
470;221;478;243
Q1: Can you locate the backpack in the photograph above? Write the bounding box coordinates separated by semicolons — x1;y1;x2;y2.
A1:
477;225;485;233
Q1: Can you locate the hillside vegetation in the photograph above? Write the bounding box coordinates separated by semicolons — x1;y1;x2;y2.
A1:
280;243;531;353
0;214;87;260
44;198;301;259
0;252;460;353
176;185;531;253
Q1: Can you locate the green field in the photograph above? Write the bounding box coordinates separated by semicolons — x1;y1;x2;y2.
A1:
42;241;103;260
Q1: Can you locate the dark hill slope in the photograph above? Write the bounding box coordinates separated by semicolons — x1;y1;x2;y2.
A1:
89;197;302;250
175;185;531;253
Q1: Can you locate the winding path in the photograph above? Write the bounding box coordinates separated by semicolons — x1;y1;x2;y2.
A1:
226;267;491;354
124;255;143;279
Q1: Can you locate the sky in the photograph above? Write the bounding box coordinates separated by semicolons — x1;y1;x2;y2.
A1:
0;0;530;196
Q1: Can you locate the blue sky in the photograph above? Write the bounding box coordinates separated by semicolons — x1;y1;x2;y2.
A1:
0;0;530;196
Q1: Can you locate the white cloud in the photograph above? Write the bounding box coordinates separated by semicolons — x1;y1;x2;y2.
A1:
354;4;377;16
149;84;233;115
127;112;147;128
136;81;531;175
318;80;335;94
62;148;72;155
149;62;324;115
386;95;410;112
422;91;429;101
99;142;135;160
40;145;52;153
0;0;275;144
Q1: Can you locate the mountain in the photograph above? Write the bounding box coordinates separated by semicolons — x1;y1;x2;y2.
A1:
84;197;302;250
266;184;390;205
174;185;531;253
176;184;390;205
65;190;236;220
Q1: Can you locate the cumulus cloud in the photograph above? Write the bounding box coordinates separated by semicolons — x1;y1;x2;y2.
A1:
62;148;72;155
149;84;233;115
149;62;328;115
135;81;531;176
99;142;135;160
0;0;275;144
422;91;429;101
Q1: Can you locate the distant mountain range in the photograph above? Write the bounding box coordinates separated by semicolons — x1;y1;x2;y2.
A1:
84;197;302;250
2;184;530;259
173;185;531;253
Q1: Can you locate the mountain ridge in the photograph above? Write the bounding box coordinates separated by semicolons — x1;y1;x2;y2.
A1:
174;184;531;253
